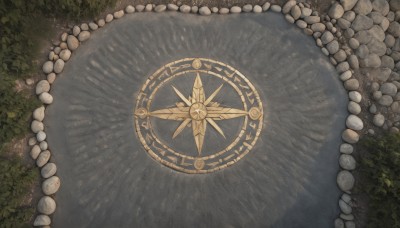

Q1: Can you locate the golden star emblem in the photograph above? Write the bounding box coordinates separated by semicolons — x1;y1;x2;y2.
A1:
141;73;248;155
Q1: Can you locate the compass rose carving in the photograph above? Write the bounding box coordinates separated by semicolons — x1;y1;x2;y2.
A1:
134;58;263;174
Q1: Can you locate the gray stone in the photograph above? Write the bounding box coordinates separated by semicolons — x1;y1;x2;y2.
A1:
354;30;371;44
337;170;355;191
381;55;395;69
354;0;373;15
28;137;37;146
378;95;394;106
97;19;105;27
136;5;145;12
373;113;385;126
113;10;124;19
367;39;386;56
356;44;369;59
327;40;340;54
53;59;65;74
80;23;89;31
39;92;53;105
30;145;41;160
334;218;345;228
349;38;360;49
270;5;282;13
31;120;44;133
282;0;296;14
360;54;381;67
337;62;350;73
390;0;400;11
67;35;79;51
199;6;211;15
42;176;61;195
242;4;253;13
341;0;359;11
344;78;360;90
39;141;48;150
340;71;352;81
145;4;153;12
338;18;351;29
349;91;362;102
340;213;354;220
105;14;113;23
340;154;357;170
125;5;135;13
36;80;50;95
352;15;373;31
381;18;390;31
41;163;57;178
42;61;53;74
296;20;307;29
385;35;396;47
322;48;330;56
78;31;90;42
370;67;391;81
219;8;229;14
368;25;385;41
179;5;191;13
340;143;354;154
36;150;50;167
155;5;166;12
390;127;400;133
346;114;363;130
368;11;384;23
301;7;312;18
372;0;390;15
167;4;178;11
342;129;360;143
334;50;347;62
311;23;326;32
47;73;56;84
348;55;359;69
59;49;71;61
343;11;356;21
285;15;295;24
253;5;262;13
369;103;377;113
291;5;301;20
345;221;356;228
388;22;400;37
262;2;271;11
304;16;320;24
373;91;382;100
348;101;361;114
380;82;398;96
342;193;352;204
304;28;313;36
72;25;80;36
329;3;345;19
38;196;56;215
33;215;51;226
339;199;353;214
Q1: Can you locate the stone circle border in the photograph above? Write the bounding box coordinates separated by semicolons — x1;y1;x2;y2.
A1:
29;0;400;226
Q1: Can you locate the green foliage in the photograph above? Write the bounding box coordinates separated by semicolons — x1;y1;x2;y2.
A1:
359;134;400;228
0;78;39;152
0;158;37;228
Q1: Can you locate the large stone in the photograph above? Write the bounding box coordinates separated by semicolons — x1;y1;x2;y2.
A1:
243;5;253;12
36;150;51;167
346;115;364;130
369;68;391;81
113;10;124;19
352;15;373;31
327;40;340;54
348;55;359;69
53;59;65;74
354;30;371;44
390;0;400;11
329;3;345;19
125;5;135;13
343;11;356;21
378;95;393;106
353;0;373;15
167;4;178;11
381;56;395;69
367;39;387;56
337;170;355;191
39;92;53;104
368;11;384;23
42;61;53;74
41;163;57;178
335;218;345;228
373;113;385;126
199;6;211;15
78;31;91;42
154;4;166;12
349;38;360;49
270;5;282;13
348;101;361;114
337;62;350;73
311;23;326;32
339;199;353;214
341;0;359;11
342;129;359;143
59;49;71;61
338;18;351;29
388;22;400;37
30;145;41;160
38;196;56;215
321;31;334;44
36;80;50;95
301;7;312;17
339;154;357;170
334;50;347;62
349;91;362;102
31;120;44;133
344;79;359;90
282;0;296;14
67;35;79;50
380;82;397;96
42;176;61;195
360;54;381;67
340;143;354;154
33;215;51;226
372;0;389;15
291;5;301;20
368;25;385;41
304;16;320;24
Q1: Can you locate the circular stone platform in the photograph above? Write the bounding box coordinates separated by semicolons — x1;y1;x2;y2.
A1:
46;12;347;227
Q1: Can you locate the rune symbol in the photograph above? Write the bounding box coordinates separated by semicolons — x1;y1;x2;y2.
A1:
141;73;248;155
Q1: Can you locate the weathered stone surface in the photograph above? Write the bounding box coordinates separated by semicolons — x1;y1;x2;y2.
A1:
345;221;356;228
135;5;145;12
78;31;90;42
291;5;301;20
356;44;369;59
80;23;89;31
53;59;65;74
41;163;57;178
296;20;307;29
354;0;373;15
167;4;178;11
380;82;398;96
262;2;271;11
125;5;135;13
270;5;282;12
329;3;345;19
368;25;385;41
334;50;347;62
369;67;391;81
39;92;53;104
381;55;395;69
378;95;393;106
59;49;71;61
348;101;361;114
339;199;353;214
253;5;262;13
30;145;41;160
342;129;360;143
97;19;105;27
36;150;50;167
372;0;389;15
349;91;362;102
301;7;312;17
105;14;113;22
349;38;360;49
334;218;345;228
72;25;80;36
33;215;51;226
340;143;354;154
348;55;359;69
340;71;352;81
390;0;400;11
33;106;45;122
154;4;166;12
340;213;354;221
67;35;79;50
337;170;355;191
388;22;400;37
327;40;340;54
282;0;296;14
36;80;50;95
311;23;326;32
338;18;351;29
367;39;386;56
344;79;359;90
343;11;356;22
40;141;48;150
38;196;56;215
373;113;385;126
337;62;350;73
31;120;44;133
304;16;320;24
42;61;53;74
341;0;358;11
42;176;61;195
113;10;124;19
360;54;381;67
179;5;190;13
354;30;371;44
199;6;211;15
346;115;363;130
352;15;373;31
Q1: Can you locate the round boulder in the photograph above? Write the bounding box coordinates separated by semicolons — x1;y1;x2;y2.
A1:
337;170;355;191
342;129;360;143
329;3;344;19
67;35;79;50
339;154;356;170
373;113;385;126
42;176;61;195
38;196;56;215
41;163;57;178
42;61;53;74
346;115;364;130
